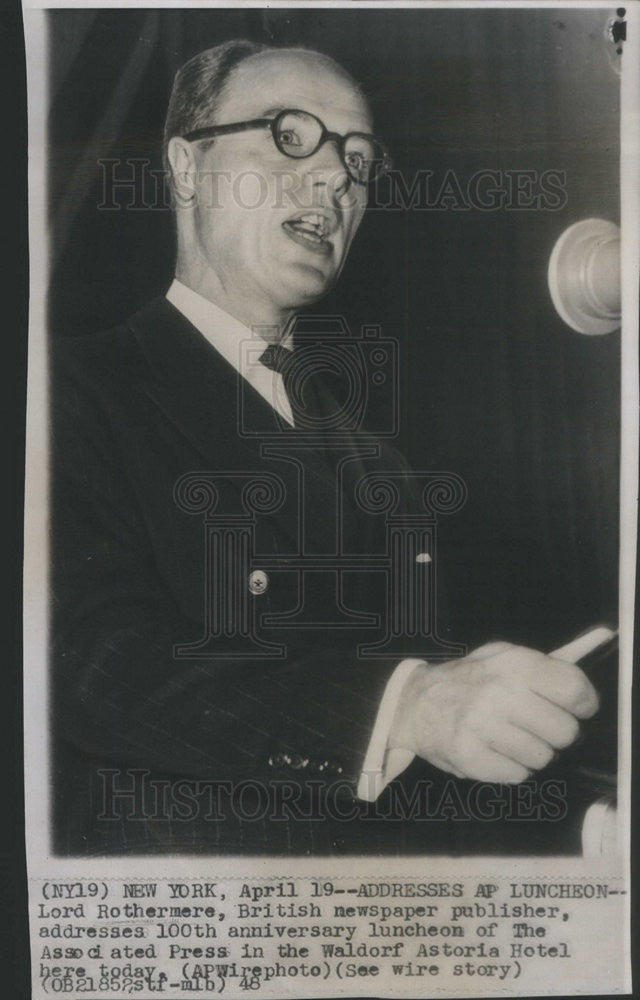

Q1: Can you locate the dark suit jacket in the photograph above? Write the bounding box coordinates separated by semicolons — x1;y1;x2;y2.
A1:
51;296;437;855
50;297;608;857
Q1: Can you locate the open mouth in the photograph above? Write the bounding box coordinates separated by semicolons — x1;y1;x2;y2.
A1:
282;212;336;256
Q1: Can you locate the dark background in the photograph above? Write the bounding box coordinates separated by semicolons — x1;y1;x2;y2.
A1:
47;6;621;652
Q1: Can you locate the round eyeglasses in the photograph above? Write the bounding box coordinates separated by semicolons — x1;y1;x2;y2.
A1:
182;108;391;185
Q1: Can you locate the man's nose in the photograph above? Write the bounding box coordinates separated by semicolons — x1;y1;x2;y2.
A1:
304;139;351;202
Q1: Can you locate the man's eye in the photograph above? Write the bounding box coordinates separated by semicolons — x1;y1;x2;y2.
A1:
278;129;303;147
345;151;367;171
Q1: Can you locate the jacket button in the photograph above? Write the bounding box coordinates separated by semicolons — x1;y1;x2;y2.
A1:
248;570;268;595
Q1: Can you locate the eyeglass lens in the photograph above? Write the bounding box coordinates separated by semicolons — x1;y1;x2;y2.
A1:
274;111;383;183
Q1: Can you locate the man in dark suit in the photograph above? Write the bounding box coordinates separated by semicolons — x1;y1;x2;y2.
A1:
51;40;599;855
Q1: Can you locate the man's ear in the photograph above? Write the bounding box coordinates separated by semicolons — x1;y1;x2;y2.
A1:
167;136;198;204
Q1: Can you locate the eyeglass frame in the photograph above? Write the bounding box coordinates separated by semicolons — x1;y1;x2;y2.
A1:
181;108;391;185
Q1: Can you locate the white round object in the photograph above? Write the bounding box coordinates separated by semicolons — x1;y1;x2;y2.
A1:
547;218;621;335
248;569;268;595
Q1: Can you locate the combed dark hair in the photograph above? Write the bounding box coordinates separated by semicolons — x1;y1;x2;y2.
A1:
163;39;270;177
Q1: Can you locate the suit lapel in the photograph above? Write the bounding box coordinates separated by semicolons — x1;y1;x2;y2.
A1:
127;298;333;555
126;297;382;559
128;297;285;467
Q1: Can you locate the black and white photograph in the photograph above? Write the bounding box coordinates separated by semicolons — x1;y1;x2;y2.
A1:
22;2;635;996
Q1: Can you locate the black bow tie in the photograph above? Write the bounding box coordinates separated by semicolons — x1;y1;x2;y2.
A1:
259;343;294;375
259;341;356;435
260;343;323;429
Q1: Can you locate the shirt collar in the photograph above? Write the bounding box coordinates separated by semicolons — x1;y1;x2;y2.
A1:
166;279;293;372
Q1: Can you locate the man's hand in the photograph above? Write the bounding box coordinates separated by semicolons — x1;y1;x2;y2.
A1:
388;642;599;783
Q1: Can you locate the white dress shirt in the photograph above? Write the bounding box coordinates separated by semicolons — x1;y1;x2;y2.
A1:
166;278;423;800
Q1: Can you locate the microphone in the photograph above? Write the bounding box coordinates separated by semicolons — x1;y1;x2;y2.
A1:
547;218;621;335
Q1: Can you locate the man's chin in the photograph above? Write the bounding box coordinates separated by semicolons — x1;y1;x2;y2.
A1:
279;262;338;307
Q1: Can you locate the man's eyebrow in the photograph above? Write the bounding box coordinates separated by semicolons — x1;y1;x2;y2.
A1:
259;105;288;117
